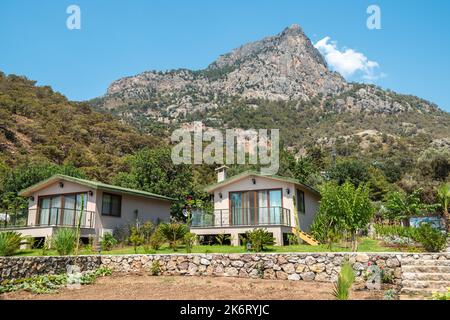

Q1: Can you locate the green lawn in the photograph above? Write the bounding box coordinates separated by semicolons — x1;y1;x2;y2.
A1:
12;238;408;257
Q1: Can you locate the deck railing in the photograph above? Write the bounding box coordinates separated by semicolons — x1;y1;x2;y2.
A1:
191;207;291;228
0;208;95;229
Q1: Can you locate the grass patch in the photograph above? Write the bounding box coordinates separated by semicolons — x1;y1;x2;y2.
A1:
11;238;405;257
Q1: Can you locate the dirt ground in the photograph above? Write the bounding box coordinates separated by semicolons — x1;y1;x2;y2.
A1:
1;274;387;300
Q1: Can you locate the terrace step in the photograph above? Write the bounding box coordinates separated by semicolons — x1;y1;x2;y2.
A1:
401;259;450;266
402;272;450;281
401;280;450;290
400;287;440;298
401;265;450;273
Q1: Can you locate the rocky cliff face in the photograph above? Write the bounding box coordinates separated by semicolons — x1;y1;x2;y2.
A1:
101;24;346;114
93;24;448;151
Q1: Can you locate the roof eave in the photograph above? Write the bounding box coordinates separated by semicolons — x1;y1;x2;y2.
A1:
204;171;320;197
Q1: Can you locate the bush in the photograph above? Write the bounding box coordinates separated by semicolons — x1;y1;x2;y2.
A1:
101;233;118;251
140;221;155;244
287;234;300;245
52;228;76;255
183;232;197;253
215;233;231;245
374;224;419;242
0;231;23;256
414;223;447;252
332;261;355;300
158;223;189;251
245;229;274;252
150;260;161;276
149;230;165;250
129;227;144;254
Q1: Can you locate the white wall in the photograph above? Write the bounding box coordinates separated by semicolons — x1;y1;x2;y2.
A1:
95;190;171;232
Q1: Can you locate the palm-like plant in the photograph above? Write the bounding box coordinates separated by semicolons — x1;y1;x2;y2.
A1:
332;261;355;300
437;183;450;225
0;231;23;256
385;188;437;224
52;228;76;255
158;223;188;251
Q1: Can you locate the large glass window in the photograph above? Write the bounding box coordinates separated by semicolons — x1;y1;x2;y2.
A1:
229;189;282;226
102;193;122;217
38;193;87;226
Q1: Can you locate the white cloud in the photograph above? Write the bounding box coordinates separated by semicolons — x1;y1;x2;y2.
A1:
314;37;385;81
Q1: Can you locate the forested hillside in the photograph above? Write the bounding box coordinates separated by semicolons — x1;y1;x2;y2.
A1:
0;72;161;181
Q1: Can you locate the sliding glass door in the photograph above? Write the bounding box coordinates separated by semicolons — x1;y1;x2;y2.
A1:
38;193;87;226
230;189;282;226
269;190;282;224
38;196;61;225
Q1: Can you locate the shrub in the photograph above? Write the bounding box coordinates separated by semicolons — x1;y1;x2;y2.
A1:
287;234;299;245
414;223;447;252
149;230;165;250
129;227;144;254
381;269;395;284
158;223;189;251
215;233;231;245
245;229;274;252
52;228;76;256
101;233;118;251
140;221;155;243
332;261;355;300
112;225;131;246
374;224;418;239
0;231;23;256
41;237;51;256
184;232;197;253
80;267;112;284
150;260;161;276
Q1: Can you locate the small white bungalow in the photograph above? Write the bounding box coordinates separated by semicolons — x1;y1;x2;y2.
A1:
190;167;321;246
1;174;174;243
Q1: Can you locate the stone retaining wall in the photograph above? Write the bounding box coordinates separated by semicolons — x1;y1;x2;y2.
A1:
1;253;449;287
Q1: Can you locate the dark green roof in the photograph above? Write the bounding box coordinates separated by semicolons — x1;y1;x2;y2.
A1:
19;174;175;202
205;170;320;196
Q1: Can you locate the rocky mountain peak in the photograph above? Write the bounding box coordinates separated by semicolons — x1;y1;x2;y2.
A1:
280;23;305;37
104;24;346;109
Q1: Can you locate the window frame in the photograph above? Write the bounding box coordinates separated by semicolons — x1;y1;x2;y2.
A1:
296;189;306;215
101;192;122;217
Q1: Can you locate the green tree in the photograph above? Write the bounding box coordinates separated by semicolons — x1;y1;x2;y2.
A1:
113;147;211;220
329;159;370;187
417;148;450;181
311;181;374;251
384;189;438;224
437;183;450;230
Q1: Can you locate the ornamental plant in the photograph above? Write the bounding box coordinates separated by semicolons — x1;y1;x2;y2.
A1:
245;228;274;252
414;223;447;252
0;231;23;256
158;222;189;251
332;261;355;300
52;228;76;256
100;233;118;251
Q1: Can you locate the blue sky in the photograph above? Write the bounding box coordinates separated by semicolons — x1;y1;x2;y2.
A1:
0;0;449;112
